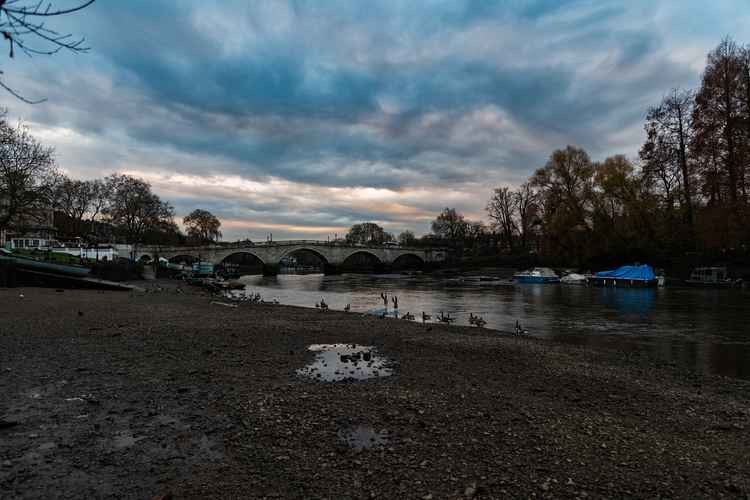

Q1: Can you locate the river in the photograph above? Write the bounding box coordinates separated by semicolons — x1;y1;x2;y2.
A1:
232;272;750;380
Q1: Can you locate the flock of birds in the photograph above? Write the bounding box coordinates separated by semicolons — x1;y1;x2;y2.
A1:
309;292;530;335
221;288;530;336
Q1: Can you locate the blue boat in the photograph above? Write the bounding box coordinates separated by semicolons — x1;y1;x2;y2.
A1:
589;264;658;288
513;267;561;284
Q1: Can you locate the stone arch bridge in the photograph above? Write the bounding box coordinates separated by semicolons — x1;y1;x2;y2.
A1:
135;240;448;275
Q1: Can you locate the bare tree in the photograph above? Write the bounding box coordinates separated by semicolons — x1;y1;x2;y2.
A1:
486;187;517;252
397;230;415;246
103;174;174;244
514;182;537;252
0;117;57;235
53;175;93;235
345;222;393;245
0;0;95;103
183;209;222;243
642;88;695;230
86;178;111;238
430;208;467;247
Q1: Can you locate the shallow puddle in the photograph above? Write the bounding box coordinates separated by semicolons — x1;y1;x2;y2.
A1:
296;343;394;382
338;425;389;451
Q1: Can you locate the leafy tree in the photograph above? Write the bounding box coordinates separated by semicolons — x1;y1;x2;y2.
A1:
345;222;393;245
103;174;174;244
0;118;58;236
430;208;467;247
530;145;595;261
183;209;222;243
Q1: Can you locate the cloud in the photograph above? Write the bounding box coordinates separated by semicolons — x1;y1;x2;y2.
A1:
1;0;748;239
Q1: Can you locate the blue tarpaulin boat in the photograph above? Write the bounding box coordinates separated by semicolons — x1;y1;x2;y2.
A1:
589;264;658;288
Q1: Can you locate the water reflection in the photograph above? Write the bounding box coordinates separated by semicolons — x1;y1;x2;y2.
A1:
237;273;750;380
296;344;394;382
338;425;389;451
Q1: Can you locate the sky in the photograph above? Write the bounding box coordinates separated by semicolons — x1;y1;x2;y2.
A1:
1;0;749;241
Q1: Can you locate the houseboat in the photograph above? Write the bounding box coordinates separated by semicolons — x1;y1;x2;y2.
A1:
513;267;561;284
589;264;658;288
685;267;739;288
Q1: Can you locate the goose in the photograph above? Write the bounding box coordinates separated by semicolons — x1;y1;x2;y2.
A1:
515;320;528;335
438;312;455;324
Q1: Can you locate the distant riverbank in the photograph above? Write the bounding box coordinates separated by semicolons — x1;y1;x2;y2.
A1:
1;284;749;498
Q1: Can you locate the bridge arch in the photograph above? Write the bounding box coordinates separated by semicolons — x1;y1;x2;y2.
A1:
341;250;384;272
391;253;425;270
218;251;266;277
278;247;330;272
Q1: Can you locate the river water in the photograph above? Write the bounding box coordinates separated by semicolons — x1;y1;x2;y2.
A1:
233;273;750;380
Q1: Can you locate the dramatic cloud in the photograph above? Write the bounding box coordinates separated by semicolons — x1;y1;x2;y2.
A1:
1;0;748;239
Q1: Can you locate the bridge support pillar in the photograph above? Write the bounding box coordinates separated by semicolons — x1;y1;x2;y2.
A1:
262;263;279;276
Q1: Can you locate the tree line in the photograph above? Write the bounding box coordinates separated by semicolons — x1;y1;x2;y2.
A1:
400;37;750;266
0;116;222;246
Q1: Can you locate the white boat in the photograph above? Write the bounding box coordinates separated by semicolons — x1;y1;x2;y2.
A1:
561;273;588;285
513;267;560;284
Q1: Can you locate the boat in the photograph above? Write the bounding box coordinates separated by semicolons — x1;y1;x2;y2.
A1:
589;264;658;288
0;252;91;277
513;267;560;284
685;267;740;288
560;272;588;285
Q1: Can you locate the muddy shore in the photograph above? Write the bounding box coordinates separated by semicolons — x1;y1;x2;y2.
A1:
1;284;749;499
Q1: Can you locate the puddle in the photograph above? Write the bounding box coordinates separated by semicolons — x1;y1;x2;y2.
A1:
113;430;144;449
338;425;389;451
296;344;394;382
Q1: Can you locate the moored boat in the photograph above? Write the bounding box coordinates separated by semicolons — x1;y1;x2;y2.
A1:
589;264;658;288
685;267;740;288
560;272;588;285
513;267;560;284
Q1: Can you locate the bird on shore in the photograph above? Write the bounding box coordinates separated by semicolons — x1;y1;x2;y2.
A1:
421;312;431;324
515;320;528;335
391;296;399;310
438;311;454;324
319;298;328;311
402;312;415;321
344;303;351;312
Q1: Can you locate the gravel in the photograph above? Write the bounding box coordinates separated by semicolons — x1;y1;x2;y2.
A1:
1;284;749;499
